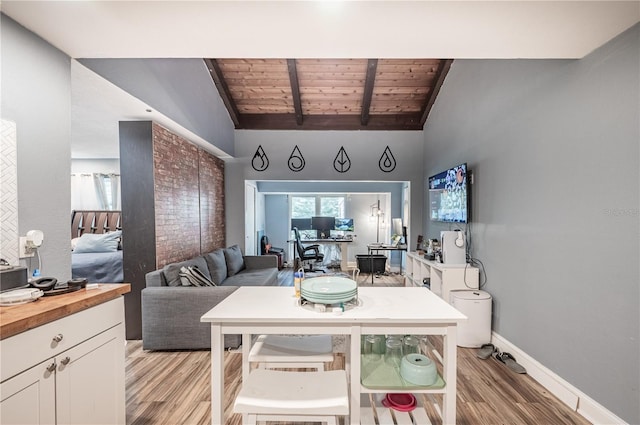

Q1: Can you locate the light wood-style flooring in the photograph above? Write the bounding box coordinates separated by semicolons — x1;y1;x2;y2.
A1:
126;269;591;425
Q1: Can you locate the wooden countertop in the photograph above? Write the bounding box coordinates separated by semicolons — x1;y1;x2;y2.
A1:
0;283;130;340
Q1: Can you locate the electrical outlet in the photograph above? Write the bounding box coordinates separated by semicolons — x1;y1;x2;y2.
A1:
19;237;35;258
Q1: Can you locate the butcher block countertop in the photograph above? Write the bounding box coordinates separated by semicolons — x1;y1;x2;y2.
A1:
0;283;130;340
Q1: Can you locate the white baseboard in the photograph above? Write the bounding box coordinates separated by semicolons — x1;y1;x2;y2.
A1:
491;332;628;425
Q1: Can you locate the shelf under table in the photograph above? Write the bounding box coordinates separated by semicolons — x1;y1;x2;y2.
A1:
360;355;446;391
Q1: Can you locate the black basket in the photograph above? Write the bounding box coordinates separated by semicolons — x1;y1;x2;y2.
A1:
356;255;387;274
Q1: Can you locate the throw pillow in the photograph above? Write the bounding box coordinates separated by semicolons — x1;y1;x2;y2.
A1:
205;249;227;285
73;230;122;253
163;256;211;287
179;266;216;287
224;245;245;276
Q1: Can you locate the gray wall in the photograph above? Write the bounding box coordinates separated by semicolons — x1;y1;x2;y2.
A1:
79;58;235;156
423;24;639;423
226;130;424;251
264;194;289;260
1;15;72;280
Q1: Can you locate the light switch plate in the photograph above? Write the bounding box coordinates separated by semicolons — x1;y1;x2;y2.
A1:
19;237;35;258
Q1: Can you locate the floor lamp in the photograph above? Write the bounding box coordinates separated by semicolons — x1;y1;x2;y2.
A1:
370;200;384;243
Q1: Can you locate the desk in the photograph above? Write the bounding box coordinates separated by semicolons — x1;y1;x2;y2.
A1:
201;286;466;425
367;244;407;284
289;238;353;271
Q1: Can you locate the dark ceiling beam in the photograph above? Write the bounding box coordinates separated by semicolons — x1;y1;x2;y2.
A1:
361;59;378;126
203;58;241;128
286;59;303;126
419;59;453;127
240;113;424;131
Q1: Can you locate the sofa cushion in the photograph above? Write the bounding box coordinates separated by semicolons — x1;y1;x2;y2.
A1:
163;256;211;287
222;267;278;287
204;249;227;285
179;266;216;287
224;245;246;276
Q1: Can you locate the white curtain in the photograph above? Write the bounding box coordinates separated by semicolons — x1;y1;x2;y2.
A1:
71;173;121;210
109;174;121;210
93;173;121;210
71;173;100;210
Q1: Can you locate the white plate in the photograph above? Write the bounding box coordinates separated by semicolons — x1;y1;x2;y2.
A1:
301;287;357;298
302;293;357;305
300;291;358;302
0;288;44;306
301;276;357;296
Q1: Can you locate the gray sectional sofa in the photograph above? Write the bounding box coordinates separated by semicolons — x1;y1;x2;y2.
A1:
141;245;279;350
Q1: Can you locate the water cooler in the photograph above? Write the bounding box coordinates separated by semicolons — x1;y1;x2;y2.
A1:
450;290;492;348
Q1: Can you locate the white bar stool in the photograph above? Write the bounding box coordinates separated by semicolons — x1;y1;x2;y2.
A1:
234;369;349;425
248;334;334;371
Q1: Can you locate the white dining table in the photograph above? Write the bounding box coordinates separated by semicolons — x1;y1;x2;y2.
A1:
201;286;467;425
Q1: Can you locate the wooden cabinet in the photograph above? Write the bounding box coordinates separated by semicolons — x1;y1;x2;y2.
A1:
405;251;479;302
0;297;126;425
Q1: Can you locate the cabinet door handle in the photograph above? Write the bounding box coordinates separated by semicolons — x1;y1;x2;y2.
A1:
46;362;56;373
60;356;71;365
52;334;64;343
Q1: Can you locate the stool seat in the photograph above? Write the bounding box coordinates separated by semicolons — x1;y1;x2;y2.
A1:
249;335;333;369
234;369;349;418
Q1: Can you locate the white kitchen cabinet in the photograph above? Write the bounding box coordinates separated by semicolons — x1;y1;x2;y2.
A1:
0;297;125;425
405;251;479;302
0;357;56;425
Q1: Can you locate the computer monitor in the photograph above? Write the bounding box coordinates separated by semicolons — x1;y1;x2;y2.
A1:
334;218;354;232
311;216;335;239
291;218;312;231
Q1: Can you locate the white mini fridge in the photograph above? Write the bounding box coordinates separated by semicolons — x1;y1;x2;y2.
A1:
450;290;492;348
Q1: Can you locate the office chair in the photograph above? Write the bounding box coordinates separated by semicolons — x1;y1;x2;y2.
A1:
292;227;325;272
260;235;284;269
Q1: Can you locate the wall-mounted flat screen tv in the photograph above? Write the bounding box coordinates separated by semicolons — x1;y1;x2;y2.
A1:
428;162;469;223
334;218;354;231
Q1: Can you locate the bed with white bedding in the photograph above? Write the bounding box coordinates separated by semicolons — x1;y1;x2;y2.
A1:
70;210;124;283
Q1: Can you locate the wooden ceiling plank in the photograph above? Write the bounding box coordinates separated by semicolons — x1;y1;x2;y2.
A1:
373;87;429;95
297;72;367;80
224;78;292;87
373;79;436;88
361;59;378;126
295;79;366;87
420;59;453;126
287;59;304;126
300;93;364;101
236;98;293;106
204;58;241;128
218;62;288;72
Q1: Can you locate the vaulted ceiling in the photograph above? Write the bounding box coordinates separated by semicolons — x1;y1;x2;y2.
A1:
3;1;637;152
205;58;452;131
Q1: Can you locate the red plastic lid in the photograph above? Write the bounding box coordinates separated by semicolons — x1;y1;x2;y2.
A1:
384;393;417;411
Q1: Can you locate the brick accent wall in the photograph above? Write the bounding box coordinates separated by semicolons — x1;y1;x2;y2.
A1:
152;123;225;268
199;149;225;253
